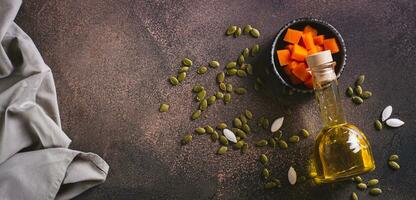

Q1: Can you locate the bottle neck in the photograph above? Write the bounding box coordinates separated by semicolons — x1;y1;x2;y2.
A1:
311;62;346;127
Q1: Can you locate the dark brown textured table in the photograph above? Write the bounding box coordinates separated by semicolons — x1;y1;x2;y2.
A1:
15;0;416;199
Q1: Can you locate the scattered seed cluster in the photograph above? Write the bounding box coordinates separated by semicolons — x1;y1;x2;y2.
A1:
376;105;405;130
388;154;400;170
168;58;193;87
259;154;282;189
226;24;260;38
346;75;372;104
351;176;383;198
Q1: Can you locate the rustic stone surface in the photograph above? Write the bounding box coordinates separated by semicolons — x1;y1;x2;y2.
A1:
14;0;416;199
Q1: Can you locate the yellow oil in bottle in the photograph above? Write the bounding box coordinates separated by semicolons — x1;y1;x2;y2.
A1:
306;51;375;184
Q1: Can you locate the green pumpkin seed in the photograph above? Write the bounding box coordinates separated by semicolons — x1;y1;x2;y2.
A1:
239;115;248;124
197;66;208;74
354;176;363;183
219;83;227;91
271;178;281;188
246;64;253;75
178;72;187;82
237;70;247;77
182;58;193;66
219;135;229;145
238;55;245;65
269;138;277;148
205;125;214;134
199;99;208;111
243;25;252;34
224;93;231;104
226;83;233;92
300;129;310;138
367;179;379;187
375;120;382;130
356;75;365;85
195;127;206;134
217;146;228;154
217;72;225;83
196;90;206;101
357;183;367;190
262;168;270;179
191;110;202;120
361;91;372;99
209;61;220;68
226;25;237;36
242;48;250;58
260;154;269;165
289;135;300;143
234;140;245;149
226;61;237;69
256;139;268;147
234;87;247;94
192;85;204;93
355;85;363;96
241;143;248;153
369;188;382;196
181;134;192;145
388;161;400;170
233;118;243;128
250;28;260;38
262;118;270;130
278;140;288;149
215;91;224;99
273;130;283;140
211;131;219;142
242;124;251;134
351;192;358;200
389;154;399;161
346;87;354;97
207;96;217;105
251;44;260;56
217;123;227;130
244;110;253;120
178;66;189;73
264;182;277;189
234;128;247;139
352;96;363;104
159;103;169;112
169;76;179;86
234;27;242;37
226;68;237;75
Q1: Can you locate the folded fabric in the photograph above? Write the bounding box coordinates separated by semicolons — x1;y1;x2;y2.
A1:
0;0;109;199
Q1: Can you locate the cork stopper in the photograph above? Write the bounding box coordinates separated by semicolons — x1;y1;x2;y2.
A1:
306;50;336;83
306;50;333;67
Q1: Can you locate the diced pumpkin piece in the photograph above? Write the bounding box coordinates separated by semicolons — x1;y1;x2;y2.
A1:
323;38;340;54
287;61;298;71
285;44;294;52
316;45;324;52
303;25;318;36
291;44;308;62
308;45;319;55
283;28;303;44
276;50;291;66
302;32;315;50
292;62;311;81
313;35;325;45
283;62;302;85
305;76;313;88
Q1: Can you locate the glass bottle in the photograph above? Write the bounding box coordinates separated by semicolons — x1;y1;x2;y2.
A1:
307;51;375;184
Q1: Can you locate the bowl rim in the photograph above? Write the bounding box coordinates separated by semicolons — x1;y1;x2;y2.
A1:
270;17;347;93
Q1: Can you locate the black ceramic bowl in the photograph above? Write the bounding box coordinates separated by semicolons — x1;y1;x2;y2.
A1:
271;17;347;93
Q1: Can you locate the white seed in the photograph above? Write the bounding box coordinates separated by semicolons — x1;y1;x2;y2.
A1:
223;129;237;143
386;118;405;128
271;117;284;132
288;166;297;185
381;105;392;121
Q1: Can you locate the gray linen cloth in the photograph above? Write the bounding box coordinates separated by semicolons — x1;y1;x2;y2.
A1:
0;0;109;199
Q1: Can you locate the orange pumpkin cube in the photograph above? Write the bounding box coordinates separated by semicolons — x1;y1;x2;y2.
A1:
323;38;340;54
283;62;302;85
292;62;311;81
283;28;303;44
313;35;325;45
276;49;291;66
302;32;315;50
308;45;319;55
285;44;294;52
291;44;308;62
316;45;324;52
303;25;318;36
